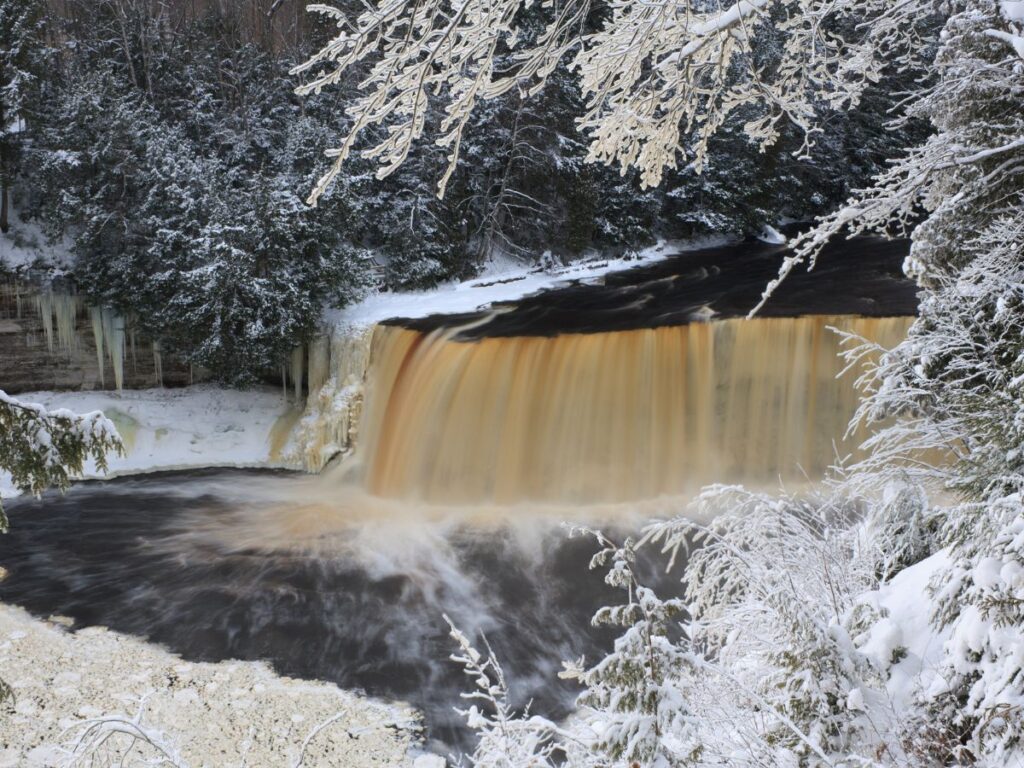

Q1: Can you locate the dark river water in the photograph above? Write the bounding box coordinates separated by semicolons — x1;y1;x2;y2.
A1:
0;468;676;751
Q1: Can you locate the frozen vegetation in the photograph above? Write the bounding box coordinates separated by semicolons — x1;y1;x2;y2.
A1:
294;0;1024;765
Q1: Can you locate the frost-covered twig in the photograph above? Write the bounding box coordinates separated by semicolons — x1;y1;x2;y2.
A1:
444;614;561;767
58;698;187;768
295;0;935;203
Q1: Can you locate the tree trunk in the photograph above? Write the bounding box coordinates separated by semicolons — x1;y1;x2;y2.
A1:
0;138;9;234
1;178;9;234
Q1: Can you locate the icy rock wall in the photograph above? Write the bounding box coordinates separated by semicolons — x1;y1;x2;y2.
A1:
288;325;375;472
0;282;185;394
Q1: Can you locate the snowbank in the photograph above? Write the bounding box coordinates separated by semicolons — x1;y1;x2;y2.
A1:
331;236;732;329
0;603;421;767
858;550;952;711
0;386;300;501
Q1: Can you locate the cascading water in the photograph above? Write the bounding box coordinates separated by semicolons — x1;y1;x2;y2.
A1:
313;315;911;504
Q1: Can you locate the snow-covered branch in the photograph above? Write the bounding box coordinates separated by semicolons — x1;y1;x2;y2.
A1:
58;698;187;768
295;0;936;201
0;389;123;528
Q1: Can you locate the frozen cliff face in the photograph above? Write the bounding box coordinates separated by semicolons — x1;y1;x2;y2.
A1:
0;284;189;394
287;325;376;473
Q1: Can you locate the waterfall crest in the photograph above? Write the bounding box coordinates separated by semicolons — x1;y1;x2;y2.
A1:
320;316;912;504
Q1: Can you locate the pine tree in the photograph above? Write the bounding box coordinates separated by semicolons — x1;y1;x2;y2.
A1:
0;0;44;233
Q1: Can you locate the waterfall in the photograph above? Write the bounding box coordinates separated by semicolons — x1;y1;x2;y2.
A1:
317;315;912;504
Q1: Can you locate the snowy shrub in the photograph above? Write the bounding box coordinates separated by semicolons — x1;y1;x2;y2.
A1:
446;616;562;768
929;493;1024;765
642;487;890;767
450;490;939;768
860;483;943;583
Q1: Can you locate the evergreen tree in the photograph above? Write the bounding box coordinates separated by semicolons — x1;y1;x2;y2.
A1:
0;0;44;233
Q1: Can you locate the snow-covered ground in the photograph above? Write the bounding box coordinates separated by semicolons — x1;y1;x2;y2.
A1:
0;603;431;768
0;386;301;502
329;236;733;329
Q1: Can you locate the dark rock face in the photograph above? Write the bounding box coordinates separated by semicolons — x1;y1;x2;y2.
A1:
0;283;191;394
390;236;919;340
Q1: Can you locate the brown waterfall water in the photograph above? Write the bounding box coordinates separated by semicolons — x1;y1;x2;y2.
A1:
327;315;912;506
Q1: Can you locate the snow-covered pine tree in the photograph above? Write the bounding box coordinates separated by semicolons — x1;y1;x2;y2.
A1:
0;0;44;233
568;530;697;768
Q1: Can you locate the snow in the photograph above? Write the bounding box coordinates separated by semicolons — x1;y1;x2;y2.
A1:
329;235;733;329
1;117;26;136
857;549;952;711
1004;0;1024;22
0;386;298;500
757;224;788;245
0;603;421;767
0;208;75;274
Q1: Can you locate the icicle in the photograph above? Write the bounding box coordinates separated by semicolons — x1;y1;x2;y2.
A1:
290;346;304;401
36;292;54;353
90;307;105;387
307;336;330;396
104;311;126;391
153;341;163;387
53;293;80;355
286;325;375;472
282;364;288;402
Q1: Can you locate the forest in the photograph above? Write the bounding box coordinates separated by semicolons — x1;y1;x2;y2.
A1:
3;0;917;382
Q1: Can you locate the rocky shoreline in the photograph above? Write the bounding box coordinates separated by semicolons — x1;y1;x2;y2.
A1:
0;603;436;767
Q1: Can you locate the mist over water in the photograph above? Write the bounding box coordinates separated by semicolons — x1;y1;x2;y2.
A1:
0;469;679;751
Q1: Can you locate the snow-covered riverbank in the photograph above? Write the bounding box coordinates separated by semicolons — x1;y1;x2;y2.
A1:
0;603;429;767
0;386;300;502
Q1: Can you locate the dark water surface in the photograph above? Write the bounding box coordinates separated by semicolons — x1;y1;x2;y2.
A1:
393;235;917;339
0;469;674;750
